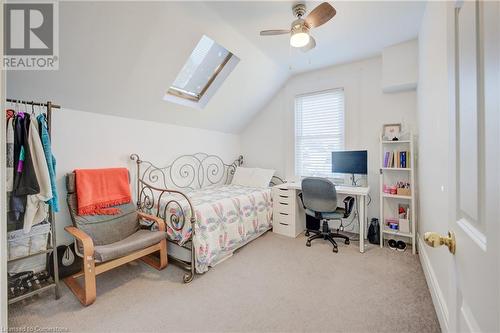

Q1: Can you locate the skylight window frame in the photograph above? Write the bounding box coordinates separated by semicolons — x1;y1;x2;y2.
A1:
167;51;234;102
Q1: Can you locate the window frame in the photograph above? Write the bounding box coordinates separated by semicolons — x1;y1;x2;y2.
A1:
294;87;346;178
167;51;234;102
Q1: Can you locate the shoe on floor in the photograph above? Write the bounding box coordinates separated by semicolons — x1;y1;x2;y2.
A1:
396;240;407;252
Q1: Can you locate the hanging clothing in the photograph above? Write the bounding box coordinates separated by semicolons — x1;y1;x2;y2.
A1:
37;114;59;212
6;109;15;119
6;118;14;192
23;119;52;233
12;114;40;195
10;114;39;221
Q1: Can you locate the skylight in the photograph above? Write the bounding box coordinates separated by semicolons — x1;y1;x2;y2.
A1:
167;35;235;103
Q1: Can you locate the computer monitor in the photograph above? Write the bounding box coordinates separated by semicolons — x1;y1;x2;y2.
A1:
331;150;368;185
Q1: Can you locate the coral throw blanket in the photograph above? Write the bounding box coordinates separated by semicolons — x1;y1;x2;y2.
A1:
75;168;131;216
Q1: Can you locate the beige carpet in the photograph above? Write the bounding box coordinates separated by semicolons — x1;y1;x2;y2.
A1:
9;232;440;332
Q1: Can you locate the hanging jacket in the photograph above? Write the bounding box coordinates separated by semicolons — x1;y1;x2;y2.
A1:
23;119;52;233
37;114;59;212
13;114;40;195
10;114;39;221
6;117;14;192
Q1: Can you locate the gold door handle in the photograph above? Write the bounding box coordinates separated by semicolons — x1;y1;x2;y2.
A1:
424;231;456;254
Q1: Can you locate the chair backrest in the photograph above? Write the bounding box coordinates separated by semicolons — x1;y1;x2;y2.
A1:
301;177;338;213
66;173;139;246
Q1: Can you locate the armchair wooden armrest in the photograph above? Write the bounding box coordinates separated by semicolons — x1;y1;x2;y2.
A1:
65;226;94;257
64;226;97;306
137;211;166;232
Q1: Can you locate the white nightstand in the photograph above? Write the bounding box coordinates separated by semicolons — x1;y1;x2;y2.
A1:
271;184;305;237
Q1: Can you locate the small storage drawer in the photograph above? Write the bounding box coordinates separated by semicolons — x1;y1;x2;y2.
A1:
275;187;290;196
274;201;292;214
274;193;292;204
273;212;294;236
275;211;291;224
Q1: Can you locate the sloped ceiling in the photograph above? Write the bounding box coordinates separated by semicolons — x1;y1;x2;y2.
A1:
6;1;288;133
208;1;425;73
7;1;425;134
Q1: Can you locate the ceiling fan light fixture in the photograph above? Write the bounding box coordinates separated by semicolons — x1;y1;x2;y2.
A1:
260;2;336;52
290;25;310;48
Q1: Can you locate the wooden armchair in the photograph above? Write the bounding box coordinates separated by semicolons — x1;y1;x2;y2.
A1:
64;173;167;306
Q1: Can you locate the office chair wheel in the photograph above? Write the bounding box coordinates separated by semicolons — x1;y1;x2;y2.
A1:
332;246;338;253
345;239;350;245
306;240;311;247
305;231;310;237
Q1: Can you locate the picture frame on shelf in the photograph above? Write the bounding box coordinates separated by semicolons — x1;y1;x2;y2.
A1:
382;123;401;141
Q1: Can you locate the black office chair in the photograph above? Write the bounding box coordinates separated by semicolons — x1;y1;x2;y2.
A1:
299;177;355;253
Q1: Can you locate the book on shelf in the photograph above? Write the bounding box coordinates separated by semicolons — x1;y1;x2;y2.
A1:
383;150;410;168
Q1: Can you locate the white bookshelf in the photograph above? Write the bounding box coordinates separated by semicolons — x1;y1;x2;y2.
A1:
379;132;417;254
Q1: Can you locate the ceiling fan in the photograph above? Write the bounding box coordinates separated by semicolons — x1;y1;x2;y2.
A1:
259;2;336;52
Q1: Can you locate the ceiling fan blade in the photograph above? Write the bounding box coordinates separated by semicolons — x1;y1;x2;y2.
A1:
305;2;336;28
300;36;316;52
260;29;290;36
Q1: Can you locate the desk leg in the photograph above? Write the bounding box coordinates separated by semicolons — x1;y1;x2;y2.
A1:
359;195;366;253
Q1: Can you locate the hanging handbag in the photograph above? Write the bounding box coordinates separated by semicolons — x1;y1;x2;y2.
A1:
48;243;82;279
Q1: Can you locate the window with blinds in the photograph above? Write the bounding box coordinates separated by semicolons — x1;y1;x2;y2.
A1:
295;89;345;178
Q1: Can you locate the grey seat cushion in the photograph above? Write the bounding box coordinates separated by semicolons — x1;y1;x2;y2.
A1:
305;207;345;220
94;230;166;262
66;173;139;246
67;193;140;246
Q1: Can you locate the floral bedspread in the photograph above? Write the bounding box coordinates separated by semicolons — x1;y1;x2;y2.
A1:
157;185;273;273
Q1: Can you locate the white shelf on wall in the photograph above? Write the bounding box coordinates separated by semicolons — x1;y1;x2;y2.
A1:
381;140;411;144
379;132;417;254
381;167;412;171
382;229;413;238
382;193;412;200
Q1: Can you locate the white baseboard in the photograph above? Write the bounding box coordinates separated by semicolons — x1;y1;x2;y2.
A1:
417;234;449;332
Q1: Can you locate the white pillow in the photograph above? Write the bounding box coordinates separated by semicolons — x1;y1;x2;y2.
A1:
250;168;275;188
231;167;255;186
231;167;276;187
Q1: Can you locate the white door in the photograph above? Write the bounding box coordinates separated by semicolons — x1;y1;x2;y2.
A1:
448;0;499;331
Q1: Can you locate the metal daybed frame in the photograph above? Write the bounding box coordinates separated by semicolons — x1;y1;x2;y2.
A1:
130;153;283;283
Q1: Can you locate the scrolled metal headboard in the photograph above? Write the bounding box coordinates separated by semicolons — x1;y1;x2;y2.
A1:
129;153;244;231
130;153;243;192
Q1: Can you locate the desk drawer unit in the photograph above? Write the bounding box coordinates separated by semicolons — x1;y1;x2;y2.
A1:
272;186;305;238
274;212;294;236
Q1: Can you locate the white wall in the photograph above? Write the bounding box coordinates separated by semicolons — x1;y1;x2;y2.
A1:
416;1;452;331
241;56;417;223
382;39;418;92
50;109;240;245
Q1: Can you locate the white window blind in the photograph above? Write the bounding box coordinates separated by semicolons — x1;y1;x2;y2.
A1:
295;89;345;177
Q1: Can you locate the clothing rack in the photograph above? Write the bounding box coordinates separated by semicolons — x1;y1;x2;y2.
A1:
5;99;60;304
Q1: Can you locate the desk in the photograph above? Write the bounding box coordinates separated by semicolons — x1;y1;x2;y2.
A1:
272;182;370;253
